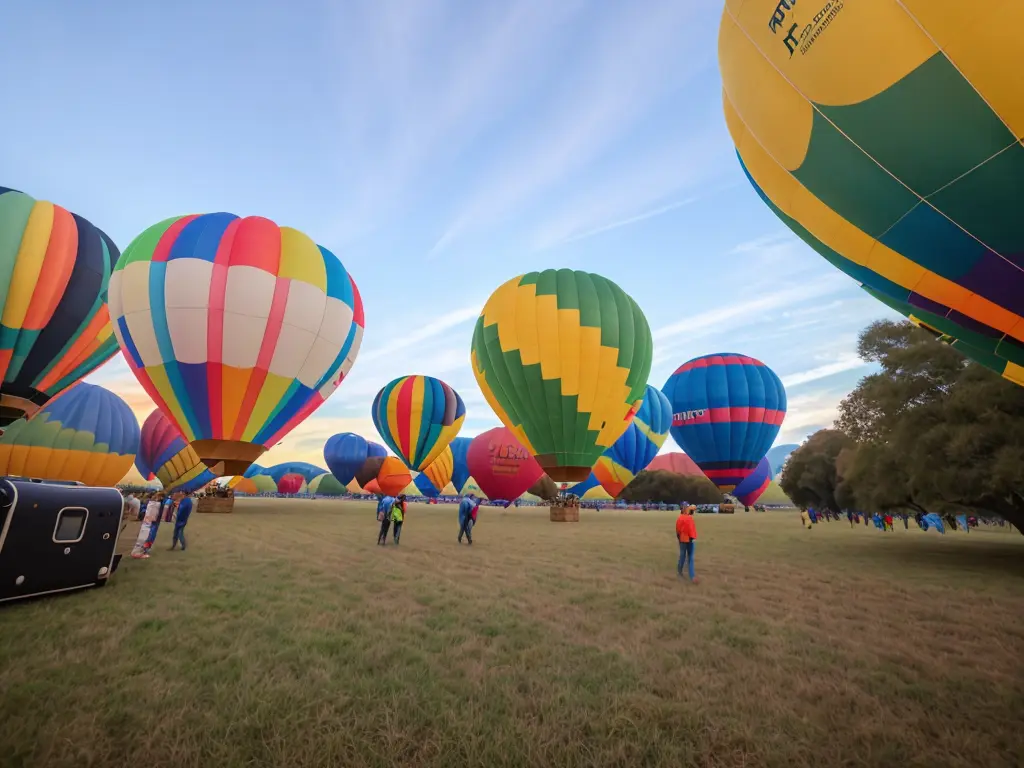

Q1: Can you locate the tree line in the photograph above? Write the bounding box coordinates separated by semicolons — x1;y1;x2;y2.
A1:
779;320;1024;535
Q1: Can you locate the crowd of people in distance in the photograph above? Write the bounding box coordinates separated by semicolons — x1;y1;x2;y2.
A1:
123;490;195;559
798;506;985;534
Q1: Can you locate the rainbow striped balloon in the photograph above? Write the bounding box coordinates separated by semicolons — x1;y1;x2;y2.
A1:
0;382;139;486
136;410;216;494
108;213;364;476
0;187;121;429
414;445;454;497
371;375;465;471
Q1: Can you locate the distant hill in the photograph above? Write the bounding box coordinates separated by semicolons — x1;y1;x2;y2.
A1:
758;480;794;507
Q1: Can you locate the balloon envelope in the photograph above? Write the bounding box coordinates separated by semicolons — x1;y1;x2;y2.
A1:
471;269;652;482
308;472;346;496
137;409;216;493
371;375;465;471
663;354;786;491
323;432;368;485
448;436;472;493
719;3;1024;386
647;453;703;476
733;457;772;507
108;213;365;476
278;473;304;494
591;384;672;497
0;382;139;486
265;462;325;484
416;446;453;498
355;442;388;487
377;456;411;496
0;187;121;429
466;427;544;501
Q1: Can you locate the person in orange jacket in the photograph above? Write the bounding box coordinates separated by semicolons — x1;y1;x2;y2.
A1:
675;505;699;583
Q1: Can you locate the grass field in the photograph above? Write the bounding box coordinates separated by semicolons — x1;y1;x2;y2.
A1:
2;501;1023;768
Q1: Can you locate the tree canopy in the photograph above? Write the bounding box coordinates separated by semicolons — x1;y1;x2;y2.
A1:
785;320;1024;535
620;470;723;505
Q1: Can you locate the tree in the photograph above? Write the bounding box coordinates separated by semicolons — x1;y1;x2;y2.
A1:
836;320;1024;535
778;429;852;513
620;470;723;505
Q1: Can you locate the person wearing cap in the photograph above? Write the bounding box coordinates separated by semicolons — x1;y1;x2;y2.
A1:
675;504;699;583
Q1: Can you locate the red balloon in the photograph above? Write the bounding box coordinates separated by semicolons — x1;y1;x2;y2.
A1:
647;453;702;477
466;427;543;501
278;473;304;494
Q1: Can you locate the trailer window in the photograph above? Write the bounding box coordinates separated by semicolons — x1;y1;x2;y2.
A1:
53;508;88;543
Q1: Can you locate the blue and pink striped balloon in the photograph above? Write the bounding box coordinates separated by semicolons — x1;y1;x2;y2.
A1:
662;354;786;492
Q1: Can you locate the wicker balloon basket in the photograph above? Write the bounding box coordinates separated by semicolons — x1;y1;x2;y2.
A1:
197;494;235;514
549;504;580;522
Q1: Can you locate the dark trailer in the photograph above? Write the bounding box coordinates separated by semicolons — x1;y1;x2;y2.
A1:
0;477;124;604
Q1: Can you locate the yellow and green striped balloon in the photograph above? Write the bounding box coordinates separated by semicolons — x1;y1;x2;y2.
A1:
471;269;652;482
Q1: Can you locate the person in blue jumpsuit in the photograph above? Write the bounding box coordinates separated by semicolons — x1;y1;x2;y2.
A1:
376;495;395;545
170;492;193;550
458;493;478;544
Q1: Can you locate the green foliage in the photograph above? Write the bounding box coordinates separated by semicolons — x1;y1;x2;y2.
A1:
778;430;852;513
831;319;1024;534
620;470;723;504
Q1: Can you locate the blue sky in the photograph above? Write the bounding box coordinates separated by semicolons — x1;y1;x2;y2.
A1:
0;1;899;475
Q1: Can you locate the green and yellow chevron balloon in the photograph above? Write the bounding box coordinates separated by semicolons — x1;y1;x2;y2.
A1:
471;269;652;482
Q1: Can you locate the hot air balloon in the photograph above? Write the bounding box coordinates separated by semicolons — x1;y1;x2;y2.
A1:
107;213;365;477
363;478;382;495
471;269;652;481
376;456;411;496
413;445;453;498
413;472;439;498
0;382;139;486
719;2;1024;387
448;436;472;494
647;452;703;476
766;444;798;477
323;432;369;485
232;477;259;495
265;462;325;485
137;410;217;493
355;441;388;487
586;384;671;498
308;472;346;496
861;284;1024;384
528;475;558;501
371;375;465;471
466;427;544;501
663;354;786;492
278;473;305;495
0;187;121;430
733;457;772;507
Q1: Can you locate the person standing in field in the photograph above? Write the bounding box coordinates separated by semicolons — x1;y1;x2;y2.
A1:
799;508;812;529
675;505;698;583
392;494;407;545
376;495;394;545
458;493;479;544
131;492;165;559
170;492;193;551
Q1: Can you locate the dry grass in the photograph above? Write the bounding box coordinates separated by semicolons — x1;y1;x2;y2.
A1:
1;500;1023;768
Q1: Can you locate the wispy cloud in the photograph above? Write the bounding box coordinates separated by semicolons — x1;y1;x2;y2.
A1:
325;0;590;243
359;303;481;363
651;271;850;363
781;353;866;388
427;0;718;257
